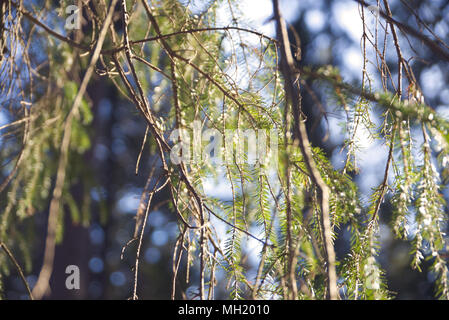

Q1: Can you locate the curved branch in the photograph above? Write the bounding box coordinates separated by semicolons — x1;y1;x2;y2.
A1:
0;242;34;300
10;1;89;51
272;0;338;300
354;0;449;62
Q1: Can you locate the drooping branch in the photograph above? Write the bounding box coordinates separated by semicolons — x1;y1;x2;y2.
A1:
10;1;89;51
0;242;33;300
272;0;338;300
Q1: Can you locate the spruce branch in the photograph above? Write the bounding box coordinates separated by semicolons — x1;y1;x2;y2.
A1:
272;0;338;300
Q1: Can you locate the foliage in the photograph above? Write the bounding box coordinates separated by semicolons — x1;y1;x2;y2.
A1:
0;0;449;300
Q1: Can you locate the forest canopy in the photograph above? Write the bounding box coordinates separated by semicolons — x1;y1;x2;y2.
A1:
1;0;449;300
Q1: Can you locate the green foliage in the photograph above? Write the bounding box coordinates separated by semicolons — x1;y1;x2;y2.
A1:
1;0;449;300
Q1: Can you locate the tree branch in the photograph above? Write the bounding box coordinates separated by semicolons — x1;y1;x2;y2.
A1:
0;242;34;300
272;0;338;300
354;0;449;62
31;0;120;300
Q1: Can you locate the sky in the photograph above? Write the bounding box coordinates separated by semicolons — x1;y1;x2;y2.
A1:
2;0;449;298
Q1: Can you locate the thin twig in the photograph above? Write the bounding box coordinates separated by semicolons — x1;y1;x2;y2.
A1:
0;242;34;300
31;0;120;300
272;0;338;300
132;175;163;300
10;1;89;51
354;0;449;62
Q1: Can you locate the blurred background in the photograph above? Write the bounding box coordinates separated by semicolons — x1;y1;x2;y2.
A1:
1;0;449;299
